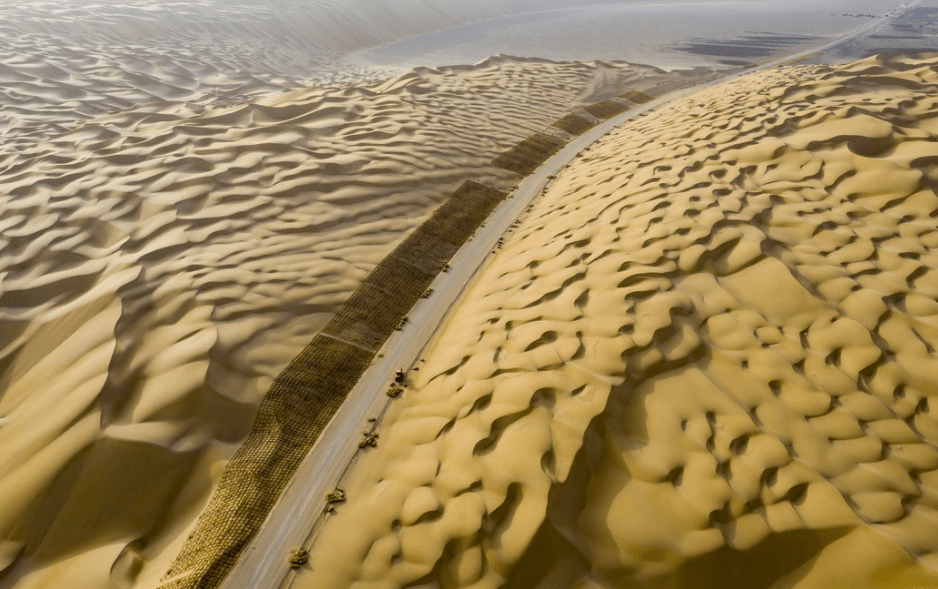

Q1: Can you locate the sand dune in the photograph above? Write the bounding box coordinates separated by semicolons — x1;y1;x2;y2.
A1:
301;53;938;588
0;54;672;589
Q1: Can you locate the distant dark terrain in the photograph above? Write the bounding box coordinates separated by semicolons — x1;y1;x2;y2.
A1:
676;2;938;66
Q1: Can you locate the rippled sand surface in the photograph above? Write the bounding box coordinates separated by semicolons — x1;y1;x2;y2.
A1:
303;53;938;589
0;50;669;588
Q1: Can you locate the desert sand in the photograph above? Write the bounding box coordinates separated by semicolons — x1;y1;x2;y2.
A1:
1;1;933;588
0;53;673;589
300;52;938;588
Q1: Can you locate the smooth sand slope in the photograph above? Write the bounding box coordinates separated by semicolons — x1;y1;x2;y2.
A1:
302;53;938;589
0;57;673;589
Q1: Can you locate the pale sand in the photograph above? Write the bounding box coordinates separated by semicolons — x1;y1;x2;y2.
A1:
0;57;671;589
301;53;938;588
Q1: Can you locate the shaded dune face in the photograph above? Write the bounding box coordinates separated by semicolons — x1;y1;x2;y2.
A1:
303;53;938;589
0;57;663;588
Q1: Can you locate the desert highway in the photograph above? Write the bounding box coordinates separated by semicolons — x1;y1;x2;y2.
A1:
220;5;913;588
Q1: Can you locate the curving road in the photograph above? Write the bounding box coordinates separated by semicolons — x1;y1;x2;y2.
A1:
219;5;916;588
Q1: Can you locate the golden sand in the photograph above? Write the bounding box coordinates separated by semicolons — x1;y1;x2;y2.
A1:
301;53;938;588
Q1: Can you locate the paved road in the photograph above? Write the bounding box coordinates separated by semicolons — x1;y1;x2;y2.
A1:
219;6;916;588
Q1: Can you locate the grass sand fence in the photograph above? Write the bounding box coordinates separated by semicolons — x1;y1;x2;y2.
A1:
552;112;598;135
158;181;505;589
621;89;653;104
492;133;566;175
583;98;632;119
